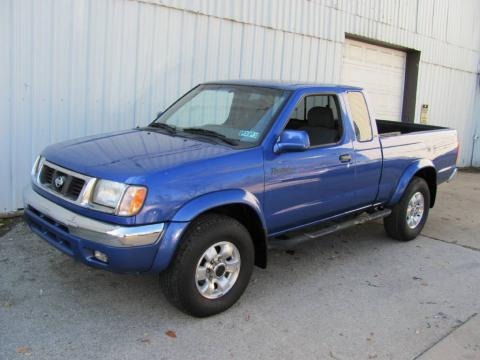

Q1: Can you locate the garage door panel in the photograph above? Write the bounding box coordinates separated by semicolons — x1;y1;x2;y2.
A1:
346;43;364;60
392;54;406;68
342;39;406;121
365;48;379;63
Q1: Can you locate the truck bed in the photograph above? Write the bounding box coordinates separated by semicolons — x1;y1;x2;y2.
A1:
376;119;446;138
376;120;458;204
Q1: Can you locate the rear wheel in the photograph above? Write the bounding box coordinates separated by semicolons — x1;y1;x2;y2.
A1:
160;214;254;317
384;177;430;241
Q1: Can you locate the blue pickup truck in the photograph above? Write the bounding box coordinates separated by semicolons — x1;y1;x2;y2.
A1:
24;80;458;316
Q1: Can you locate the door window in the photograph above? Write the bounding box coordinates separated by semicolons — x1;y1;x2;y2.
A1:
285;95;342;146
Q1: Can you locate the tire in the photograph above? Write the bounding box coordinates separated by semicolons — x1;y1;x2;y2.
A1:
160;214;254;317
384;177;430;241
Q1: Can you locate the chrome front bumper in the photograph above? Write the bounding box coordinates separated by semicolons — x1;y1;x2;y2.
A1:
24;186;164;247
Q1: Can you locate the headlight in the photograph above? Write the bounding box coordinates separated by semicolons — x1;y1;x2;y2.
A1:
92;179;147;216
92;180;127;208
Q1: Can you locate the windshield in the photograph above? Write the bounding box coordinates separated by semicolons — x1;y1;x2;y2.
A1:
151;84;290;146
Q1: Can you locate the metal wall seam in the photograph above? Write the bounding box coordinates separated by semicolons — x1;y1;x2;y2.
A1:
134;0;479;71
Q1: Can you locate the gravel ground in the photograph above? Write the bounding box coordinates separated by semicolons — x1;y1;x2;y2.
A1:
1;171;479;360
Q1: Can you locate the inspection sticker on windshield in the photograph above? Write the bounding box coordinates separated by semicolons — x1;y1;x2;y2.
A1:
239;130;260;140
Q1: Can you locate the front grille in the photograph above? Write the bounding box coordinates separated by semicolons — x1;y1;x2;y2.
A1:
38;164;86;201
43;165;55;183
69;177;85;198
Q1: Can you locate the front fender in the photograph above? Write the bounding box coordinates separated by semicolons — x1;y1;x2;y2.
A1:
150;189;267;273
387;159;435;206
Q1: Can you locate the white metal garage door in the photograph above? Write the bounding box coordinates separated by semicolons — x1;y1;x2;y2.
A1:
342;39;407;122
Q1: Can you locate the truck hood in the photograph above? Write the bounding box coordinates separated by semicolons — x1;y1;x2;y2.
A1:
42;129;237;183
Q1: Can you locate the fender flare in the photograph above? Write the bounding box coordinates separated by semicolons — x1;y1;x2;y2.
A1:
150;189;267;273
387;159;436;207
171;189;266;225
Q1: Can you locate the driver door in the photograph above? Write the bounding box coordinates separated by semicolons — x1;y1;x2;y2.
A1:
264;94;357;234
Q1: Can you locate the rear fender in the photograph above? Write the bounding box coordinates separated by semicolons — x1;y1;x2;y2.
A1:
387;159;436;207
150;189;267;273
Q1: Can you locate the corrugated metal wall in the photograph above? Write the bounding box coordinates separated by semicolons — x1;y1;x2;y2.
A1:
1;0;479;212
473;77;480;167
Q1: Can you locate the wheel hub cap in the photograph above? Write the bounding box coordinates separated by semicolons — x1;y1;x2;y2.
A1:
195;241;241;299
406;191;425;229
214;264;226;277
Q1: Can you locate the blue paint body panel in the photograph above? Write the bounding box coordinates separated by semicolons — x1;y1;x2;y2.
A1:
25;81;459;273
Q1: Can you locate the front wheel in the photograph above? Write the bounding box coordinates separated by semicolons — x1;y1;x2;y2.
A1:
384;177;430;241
160;214;254;317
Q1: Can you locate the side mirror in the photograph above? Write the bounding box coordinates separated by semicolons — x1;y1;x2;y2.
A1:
274;130;310;153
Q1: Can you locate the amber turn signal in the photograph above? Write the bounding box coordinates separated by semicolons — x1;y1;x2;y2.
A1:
117;186;147;216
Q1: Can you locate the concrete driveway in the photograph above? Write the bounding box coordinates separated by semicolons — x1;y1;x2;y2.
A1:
1;171;479;360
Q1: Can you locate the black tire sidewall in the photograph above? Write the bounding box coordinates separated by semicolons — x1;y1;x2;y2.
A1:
395;177;430;240
174;215;254;317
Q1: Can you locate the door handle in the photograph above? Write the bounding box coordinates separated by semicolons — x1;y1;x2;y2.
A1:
339;154;352;163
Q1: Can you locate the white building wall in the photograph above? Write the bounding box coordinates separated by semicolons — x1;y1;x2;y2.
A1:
1;0;479;212
472;75;480;167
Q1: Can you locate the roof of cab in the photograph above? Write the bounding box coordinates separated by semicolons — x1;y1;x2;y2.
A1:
202;79;363;92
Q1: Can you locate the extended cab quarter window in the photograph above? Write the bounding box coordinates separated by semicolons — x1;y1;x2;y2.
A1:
347;92;372;142
285;95;343;146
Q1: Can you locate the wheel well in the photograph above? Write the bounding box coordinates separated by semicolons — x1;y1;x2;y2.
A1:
202;204;267;268
414;167;437;207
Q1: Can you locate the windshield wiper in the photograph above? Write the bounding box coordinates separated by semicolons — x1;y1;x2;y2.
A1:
147;122;178;134
182;128;238;146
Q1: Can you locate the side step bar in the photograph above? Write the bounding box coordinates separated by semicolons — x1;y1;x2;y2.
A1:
268;209;392;249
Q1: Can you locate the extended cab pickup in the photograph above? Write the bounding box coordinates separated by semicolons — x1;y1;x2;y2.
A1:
24;81;458;316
